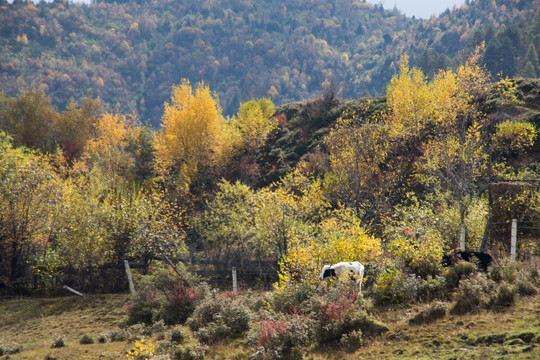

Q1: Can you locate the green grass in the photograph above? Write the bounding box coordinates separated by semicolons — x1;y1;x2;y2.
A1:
0;293;539;359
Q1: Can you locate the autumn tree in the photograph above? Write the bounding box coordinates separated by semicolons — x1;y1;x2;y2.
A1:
387;47;492;250
233;97;277;184
54;164;186;288
53;96;102;162
278;208;383;288
323;111;390;219
0;132;61;289
415;122;489;232
0;85;57;153
154;80;234;204
235;97;277;153
83;112;140;185
190;180;259;274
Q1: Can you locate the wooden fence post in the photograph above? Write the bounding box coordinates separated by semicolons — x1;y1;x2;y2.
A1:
232;267;238;293
511;219;517;261
63;285;84;297
124;260;136;296
460;224;466;251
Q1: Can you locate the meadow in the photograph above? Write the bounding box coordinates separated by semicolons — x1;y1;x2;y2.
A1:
2;259;540;360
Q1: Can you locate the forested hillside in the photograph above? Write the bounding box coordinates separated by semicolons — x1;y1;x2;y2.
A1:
0;0;539;124
1;46;538;294
1;1;540;357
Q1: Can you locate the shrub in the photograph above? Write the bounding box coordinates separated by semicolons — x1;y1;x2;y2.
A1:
409;302;447;325
489;259;539;297
250;317;309;360
156;339;176;354
270;281;315;315
109;328;130;342
125;302;154;326
340;330;364;353
516;279;538;296
173;343;209;360
450;273;496;315
156;283;201;325
345;310;389;337
128;323;152;337
494;282;517;307
488;259;519;284
418;276;447;301
189;294;251;344
492;120;537;158
168;327;185;344
97;333;109;343
373;268;420;306
126;338;155;360
79;334;94;345
129;262;204;327
50;336;65;349
312;306;388;346
151;319;167;335
0;343;23;355
220;303;252;336
194;322;231;344
187;295;224;331
444;261;477;289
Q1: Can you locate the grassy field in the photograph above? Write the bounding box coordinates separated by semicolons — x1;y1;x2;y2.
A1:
1;292;539;360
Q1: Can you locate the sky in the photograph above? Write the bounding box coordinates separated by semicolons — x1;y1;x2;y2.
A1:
374;0;468;19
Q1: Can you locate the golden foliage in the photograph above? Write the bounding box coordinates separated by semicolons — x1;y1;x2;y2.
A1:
234;97;277;153
276;208;382;289
84;112;138;178
493;120;537;157
154;79;234;197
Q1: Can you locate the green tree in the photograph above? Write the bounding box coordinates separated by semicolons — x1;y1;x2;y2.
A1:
0;85;57;153
0;132;61;288
324;115;390;218
190;180;259;274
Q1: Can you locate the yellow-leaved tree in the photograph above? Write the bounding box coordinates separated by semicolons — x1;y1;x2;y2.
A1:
235;97;277;153
386;53;469;141
84;112;139;181
154;80;234;202
387;46;493;251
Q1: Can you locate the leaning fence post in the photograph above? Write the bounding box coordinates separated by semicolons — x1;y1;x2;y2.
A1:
460;223;466;251
232;267;238;293
63;285;84;297
511;219;517;261
124;260;136;296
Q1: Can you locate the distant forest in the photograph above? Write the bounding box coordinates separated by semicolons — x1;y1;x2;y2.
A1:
1;0;539;125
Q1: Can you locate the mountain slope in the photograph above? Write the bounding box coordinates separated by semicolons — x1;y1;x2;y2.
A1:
0;0;538;124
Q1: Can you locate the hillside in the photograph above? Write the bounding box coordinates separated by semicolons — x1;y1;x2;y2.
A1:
1;290;539;359
0;0;539;124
